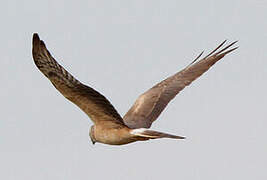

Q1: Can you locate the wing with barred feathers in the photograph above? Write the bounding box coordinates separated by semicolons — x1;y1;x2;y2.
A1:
32;33;124;126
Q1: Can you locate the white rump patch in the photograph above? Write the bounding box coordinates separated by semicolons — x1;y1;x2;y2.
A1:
130;128;147;135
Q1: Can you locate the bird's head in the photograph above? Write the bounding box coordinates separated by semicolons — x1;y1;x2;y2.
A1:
89;125;96;145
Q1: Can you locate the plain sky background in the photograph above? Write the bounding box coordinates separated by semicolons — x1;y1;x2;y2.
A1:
1;0;267;179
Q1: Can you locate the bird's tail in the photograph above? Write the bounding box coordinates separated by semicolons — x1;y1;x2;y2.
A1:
130;128;185;140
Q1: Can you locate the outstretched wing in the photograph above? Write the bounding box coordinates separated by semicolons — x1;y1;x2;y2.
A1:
32;33;124;125
123;40;238;128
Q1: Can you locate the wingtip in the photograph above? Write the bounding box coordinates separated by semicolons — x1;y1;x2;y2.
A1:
222;39;227;44
32;33;48;50
215;40;239;56
32;33;41;47
227;40;238;48
222;46;239;56
33;33;40;41
40;40;46;46
32;33;44;55
203;40;228;59
188;50;205;67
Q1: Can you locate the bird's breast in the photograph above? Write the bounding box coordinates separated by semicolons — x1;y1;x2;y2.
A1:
94;126;137;145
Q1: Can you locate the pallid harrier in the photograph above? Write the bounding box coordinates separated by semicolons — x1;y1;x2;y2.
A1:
32;33;237;145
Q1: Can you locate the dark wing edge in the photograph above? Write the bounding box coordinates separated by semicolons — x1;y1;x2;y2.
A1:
32;33;124;125
123;40;238;128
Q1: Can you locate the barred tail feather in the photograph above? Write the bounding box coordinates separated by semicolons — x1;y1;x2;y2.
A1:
131;128;185;139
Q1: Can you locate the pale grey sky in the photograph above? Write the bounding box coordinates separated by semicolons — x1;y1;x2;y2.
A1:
1;0;267;179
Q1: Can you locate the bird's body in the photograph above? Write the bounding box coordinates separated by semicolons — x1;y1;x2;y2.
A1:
91;123;135;145
32;33;237;145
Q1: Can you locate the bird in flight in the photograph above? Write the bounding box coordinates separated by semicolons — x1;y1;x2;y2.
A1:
32;33;237;145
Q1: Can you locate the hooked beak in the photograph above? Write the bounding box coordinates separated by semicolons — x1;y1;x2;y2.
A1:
90;138;95;145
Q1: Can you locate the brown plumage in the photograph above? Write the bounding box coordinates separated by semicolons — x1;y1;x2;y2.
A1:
32;33;237;145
